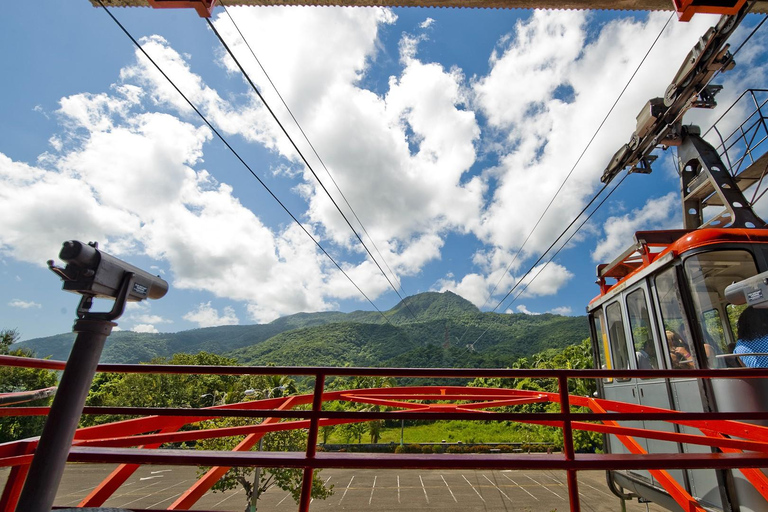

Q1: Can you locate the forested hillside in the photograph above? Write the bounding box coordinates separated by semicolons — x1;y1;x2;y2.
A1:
18;291;588;368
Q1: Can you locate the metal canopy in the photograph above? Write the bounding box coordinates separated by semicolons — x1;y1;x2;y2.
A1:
94;0;670;9
91;0;768;15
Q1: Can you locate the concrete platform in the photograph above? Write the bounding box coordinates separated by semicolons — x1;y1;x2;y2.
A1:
2;462;669;511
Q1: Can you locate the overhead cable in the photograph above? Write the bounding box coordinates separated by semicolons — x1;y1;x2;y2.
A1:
472;12;768;349
501;172;630;312
458;12;674;344
219;1;410;303
205;15;420;321
468;172;628;351
97;1;392;324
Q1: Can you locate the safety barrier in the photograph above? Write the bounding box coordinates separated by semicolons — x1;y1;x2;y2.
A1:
2;355;768;511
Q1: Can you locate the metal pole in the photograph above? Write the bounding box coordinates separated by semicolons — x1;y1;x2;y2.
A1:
559;375;581;512
250;437;263;512
15;318;114;512
298;373;325;512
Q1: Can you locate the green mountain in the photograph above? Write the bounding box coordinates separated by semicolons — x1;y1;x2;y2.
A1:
17;291;588;368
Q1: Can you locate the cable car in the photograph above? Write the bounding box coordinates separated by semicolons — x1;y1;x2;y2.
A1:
587;8;768;510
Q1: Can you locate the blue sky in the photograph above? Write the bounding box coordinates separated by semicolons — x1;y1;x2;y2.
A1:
2;3;767;341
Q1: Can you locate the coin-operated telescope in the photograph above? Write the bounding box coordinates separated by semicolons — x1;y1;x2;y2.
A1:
48;240;168;319
17;241;168;512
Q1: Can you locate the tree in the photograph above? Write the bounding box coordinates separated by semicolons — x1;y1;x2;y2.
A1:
469;339;602;453
0;329;58;443
82;351;242;427
337;421;367;444
196;420;333;511
195;375;332;512
326;375;395;444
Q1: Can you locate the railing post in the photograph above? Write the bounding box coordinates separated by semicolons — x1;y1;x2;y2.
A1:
298;373;325;512
558;374;580;512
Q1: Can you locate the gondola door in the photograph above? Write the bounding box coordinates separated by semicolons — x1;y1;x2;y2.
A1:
602;298;653;483
626;283;686;492
654;264;724;510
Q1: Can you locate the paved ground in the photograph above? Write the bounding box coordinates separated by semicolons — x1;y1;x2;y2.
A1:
1;463;667;511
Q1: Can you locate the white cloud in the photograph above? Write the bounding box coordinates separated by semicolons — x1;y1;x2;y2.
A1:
436;259;573;309
592;192;678;262
132;324;159;334
471;11;719;258
208;8;484;271
8;299;41;309
427;11;756;306
0;18;423;323
134;314;171;325
184;302;240;328
517;262;574;297
436;271;494;309
5;8;767;332
420;18;435;29
515;305;539;315
512;304;573;315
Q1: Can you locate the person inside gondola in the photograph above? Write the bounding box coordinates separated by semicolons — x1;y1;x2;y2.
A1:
734;306;768;368
635;340;656;370
666;330;694;369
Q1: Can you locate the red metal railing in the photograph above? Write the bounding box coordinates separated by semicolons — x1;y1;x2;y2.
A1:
2;355;768;511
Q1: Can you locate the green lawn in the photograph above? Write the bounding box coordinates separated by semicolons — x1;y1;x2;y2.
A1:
327;420;554;445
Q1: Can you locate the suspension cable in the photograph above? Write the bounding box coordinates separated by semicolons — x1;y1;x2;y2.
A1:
491;180;611;314
205;17;420;321
501;172;630;312
219;1;410;301
96;0;392;324
468;172;628;351
458;12;674;344
470;12;768;349
485;13;673;305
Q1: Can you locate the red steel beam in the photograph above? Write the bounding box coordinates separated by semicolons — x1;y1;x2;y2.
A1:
0;442;35;512
298;375;326;512
697;425;768;502
169;395;298;510
558;375;580;512
5;354;768;511
7;354;768;379
88;0;768;18
79;422;189;507
587;398;706;512
64;446;768;470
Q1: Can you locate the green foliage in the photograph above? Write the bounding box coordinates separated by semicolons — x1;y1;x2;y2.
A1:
0;329;58;443
469;339;602;453
385;291;479;323
470;339;596;396
81;359;332;510
81;352;242;427
231;323;412;367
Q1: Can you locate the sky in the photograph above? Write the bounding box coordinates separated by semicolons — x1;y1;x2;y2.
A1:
2;2;768;342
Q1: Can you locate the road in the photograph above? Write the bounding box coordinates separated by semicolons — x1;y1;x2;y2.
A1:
1;463;668;511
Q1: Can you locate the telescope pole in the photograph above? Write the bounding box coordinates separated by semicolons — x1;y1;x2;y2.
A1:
15;318;114;512
16;273;135;512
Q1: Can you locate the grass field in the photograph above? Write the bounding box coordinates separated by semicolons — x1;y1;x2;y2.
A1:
326;420;556;445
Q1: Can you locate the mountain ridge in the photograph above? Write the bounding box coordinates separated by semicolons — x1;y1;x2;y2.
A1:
16;291;588;368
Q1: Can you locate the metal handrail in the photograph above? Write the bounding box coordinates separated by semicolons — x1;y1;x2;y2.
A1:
705;89;768;180
2;355;768;512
